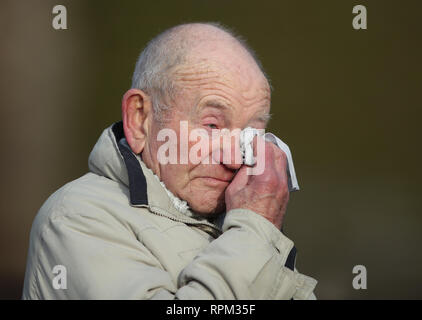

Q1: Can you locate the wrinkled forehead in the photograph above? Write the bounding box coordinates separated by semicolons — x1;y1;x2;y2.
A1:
185;39;269;87
172;58;271;107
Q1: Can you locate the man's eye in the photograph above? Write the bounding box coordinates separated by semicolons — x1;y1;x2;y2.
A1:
206;124;218;129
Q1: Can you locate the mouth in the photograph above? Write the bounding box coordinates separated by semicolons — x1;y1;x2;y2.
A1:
195;176;232;186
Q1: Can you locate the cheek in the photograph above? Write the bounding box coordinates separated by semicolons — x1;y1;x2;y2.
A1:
187;130;217;165
159;163;194;198
160;164;188;182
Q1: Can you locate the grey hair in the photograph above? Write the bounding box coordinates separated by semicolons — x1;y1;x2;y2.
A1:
131;22;270;123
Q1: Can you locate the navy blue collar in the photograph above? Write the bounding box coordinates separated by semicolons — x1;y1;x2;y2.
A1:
111;121;148;206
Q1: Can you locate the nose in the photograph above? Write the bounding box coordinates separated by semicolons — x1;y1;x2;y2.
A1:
211;129;243;170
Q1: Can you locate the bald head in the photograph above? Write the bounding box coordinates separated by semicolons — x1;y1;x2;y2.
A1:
131;22;270;121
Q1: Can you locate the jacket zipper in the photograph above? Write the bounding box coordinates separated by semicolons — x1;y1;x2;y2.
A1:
148;206;223;238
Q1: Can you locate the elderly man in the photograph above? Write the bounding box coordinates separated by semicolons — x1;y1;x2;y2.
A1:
22;23;317;299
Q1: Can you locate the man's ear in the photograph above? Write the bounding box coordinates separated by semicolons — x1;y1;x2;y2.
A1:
122;88;152;154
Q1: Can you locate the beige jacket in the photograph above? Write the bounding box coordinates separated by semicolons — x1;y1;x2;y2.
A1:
22;121;317;299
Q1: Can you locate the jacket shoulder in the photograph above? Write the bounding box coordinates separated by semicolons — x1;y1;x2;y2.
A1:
23;173;161;299
32;173;135;235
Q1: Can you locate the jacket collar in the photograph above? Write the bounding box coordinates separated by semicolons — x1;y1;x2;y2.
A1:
88;121;223;235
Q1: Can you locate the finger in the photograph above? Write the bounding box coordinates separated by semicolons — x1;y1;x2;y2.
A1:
226;165;249;194
248;140;277;183
252;136;270;167
272;145;287;172
266;144;288;188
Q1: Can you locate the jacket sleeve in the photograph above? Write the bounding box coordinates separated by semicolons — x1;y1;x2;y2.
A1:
24;208;316;300
175;209;317;300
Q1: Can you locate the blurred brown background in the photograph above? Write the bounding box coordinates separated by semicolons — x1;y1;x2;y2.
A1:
0;0;421;299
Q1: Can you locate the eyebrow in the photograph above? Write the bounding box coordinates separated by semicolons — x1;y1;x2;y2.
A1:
246;112;272;127
254;112;272;123
200;99;271;125
201;99;233;111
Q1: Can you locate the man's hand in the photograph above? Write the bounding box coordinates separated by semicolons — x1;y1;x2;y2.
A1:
225;136;289;230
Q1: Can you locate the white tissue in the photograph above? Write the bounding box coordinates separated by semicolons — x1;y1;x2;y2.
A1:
239;128;300;192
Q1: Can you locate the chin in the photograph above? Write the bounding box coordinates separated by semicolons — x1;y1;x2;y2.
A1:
188;193;226;217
